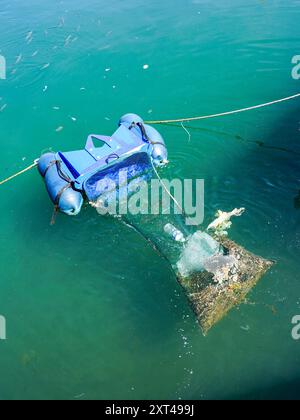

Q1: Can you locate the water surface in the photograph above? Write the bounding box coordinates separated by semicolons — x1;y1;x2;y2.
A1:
0;0;300;400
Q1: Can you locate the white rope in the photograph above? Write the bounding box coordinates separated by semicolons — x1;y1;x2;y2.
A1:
0;159;39;186
145;92;300;125
151;158;184;214
181;122;191;142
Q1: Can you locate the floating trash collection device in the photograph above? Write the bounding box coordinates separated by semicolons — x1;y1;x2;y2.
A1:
37;114;168;216
39;112;270;335
1;112;274;334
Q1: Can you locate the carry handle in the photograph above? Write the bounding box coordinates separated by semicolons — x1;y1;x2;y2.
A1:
105;153;120;164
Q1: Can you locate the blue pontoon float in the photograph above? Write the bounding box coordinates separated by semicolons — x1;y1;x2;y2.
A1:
38;114;168;216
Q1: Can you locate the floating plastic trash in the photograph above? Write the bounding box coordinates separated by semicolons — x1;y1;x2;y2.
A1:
38;114;168;215
164;223;186;243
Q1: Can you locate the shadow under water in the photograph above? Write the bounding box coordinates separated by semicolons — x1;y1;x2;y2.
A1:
294;191;300;210
232;377;300;400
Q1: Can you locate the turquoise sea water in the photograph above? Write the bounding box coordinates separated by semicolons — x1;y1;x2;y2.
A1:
0;0;300;400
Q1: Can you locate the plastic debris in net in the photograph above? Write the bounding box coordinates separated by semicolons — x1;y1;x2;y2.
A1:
122;205;273;335
177;236;273;335
173;211;274;334
207;208;245;237
177;232;221;277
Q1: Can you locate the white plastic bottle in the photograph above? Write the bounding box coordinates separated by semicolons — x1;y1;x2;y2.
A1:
164;224;186;243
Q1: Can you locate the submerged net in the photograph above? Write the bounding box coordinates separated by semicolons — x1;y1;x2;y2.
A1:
120;211;273;334
177;237;273;335
91;166;274;334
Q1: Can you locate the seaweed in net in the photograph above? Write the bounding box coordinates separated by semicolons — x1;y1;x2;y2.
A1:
177;237;274;335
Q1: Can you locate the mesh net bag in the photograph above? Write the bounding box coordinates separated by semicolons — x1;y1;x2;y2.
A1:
177;237;273;335
91;168;274;334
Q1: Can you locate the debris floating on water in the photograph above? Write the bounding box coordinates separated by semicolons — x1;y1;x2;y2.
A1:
26;31;33;44
64;35;72;47
58;17;65;27
207;208;245;237
240;325;250;332
15;54;22;64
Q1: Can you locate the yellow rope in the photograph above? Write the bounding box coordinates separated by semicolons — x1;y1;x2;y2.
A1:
0;161;39;186
144;92;300;125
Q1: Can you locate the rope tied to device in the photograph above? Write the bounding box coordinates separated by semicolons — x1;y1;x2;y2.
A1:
1;92;300;190
45;159;81;225
129;121;168;150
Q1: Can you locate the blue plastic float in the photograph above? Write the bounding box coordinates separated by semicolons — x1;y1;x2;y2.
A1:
38;114;168;215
